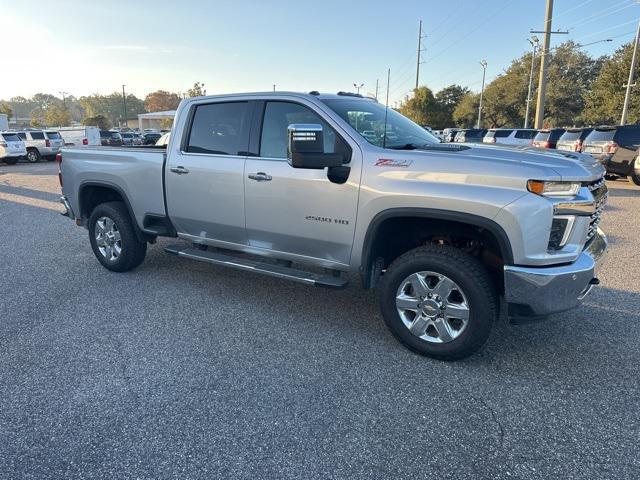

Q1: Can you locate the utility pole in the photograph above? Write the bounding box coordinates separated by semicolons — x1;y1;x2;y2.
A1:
532;0;568;129
477;60;487;129
59;91;69;108
621;18;640;125
415;19;426;90
375;78;379;101
273;84;276;92
524;36;539;128
353;83;364;94
122;84;128;129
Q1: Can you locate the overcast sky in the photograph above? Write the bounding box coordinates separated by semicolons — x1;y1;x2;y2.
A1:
1;0;637;105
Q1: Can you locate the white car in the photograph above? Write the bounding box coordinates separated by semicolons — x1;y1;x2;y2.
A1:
16;130;65;162
57;126;101;147
0;132;27;165
483;128;537;146
155;132;171;147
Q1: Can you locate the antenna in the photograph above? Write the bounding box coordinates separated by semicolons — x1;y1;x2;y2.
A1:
383;68;390;149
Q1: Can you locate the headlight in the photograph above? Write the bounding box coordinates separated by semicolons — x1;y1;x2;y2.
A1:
527;180;581;197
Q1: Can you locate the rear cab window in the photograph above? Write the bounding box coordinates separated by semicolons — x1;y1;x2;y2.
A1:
186;101;249;155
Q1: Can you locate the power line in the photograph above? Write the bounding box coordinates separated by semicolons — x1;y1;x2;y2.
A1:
566;0;636;30
554;0;598;19
574;18;640;41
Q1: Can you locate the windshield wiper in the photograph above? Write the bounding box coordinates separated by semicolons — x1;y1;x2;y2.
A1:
387;142;430;150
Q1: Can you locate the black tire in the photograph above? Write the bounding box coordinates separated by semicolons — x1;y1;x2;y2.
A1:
379;245;497;361
3;157;19;165
88;201;147;272
631;161;640;186
26;149;41;163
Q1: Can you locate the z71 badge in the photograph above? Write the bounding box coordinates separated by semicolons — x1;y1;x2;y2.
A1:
374;158;413;167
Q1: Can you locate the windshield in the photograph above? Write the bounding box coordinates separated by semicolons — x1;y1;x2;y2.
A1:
320;98;440;149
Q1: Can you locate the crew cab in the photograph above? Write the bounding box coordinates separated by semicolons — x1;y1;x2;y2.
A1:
59;92;608;360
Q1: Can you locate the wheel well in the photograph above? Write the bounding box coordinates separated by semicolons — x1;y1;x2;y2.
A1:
362;215;509;293
79;185;125;220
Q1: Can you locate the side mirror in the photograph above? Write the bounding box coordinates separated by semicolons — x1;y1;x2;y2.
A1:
287;124;344;169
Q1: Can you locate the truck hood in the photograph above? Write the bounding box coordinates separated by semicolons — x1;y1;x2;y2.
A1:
458;143;605;182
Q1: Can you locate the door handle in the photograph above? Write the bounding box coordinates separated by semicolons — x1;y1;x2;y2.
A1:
170;166;189;175
248;172;272;182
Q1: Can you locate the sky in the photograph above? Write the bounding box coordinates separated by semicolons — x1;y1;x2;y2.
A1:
0;0;637;106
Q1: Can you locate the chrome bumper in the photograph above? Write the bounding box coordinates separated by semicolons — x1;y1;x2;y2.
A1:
59;195;76;220
504;228;607;318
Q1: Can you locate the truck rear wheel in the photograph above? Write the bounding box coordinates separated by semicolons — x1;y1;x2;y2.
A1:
88;201;147;272
379;245;497;361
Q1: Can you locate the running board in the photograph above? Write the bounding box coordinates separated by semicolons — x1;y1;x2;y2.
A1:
164;245;348;289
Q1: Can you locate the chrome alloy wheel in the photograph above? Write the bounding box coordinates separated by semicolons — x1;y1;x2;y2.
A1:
27;150;39;162
396;271;470;343
95;216;122;262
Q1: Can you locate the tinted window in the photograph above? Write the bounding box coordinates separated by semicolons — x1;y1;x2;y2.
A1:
515;130;536;139
187;102;249;155
559;130;582;142
2;133;20;142
261;101;337;158
491;130;513;138
30;131;45;140
585;129;616;143
100;130;110;138
17;132;26;139
549;129;565;142
121;133;133;138
618;125;640;145
534;131;551;141
466;129;487;138
45;131;62;139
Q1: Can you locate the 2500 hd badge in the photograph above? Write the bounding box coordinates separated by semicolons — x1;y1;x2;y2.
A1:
305;215;350;225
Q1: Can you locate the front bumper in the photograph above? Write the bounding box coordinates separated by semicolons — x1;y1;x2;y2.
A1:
504;228;607;318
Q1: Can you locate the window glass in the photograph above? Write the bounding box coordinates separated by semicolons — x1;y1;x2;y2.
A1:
493;130;513;138
618;126;640;145
187;102;248;155
321;98;440;148
2;133;20;142
559;131;581;142
17;132;26;139
260;101;337;158
515;130;536;139
533;131;551;141
585;129;616;143
45;131;62;139
30;131;45;140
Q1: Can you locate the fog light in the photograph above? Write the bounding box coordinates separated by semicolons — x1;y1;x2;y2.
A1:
548;216;575;250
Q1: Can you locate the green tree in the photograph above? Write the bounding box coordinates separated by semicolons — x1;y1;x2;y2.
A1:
453;93;480;128
44;104;71;126
145;90;182;112
583;42;638;125
82;115;111;130
398;86;441;127
0;101;12;118
79;92;145;126
435;84;469;126
187;82;206;97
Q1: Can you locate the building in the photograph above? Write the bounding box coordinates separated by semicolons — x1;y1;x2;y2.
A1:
137;110;176;131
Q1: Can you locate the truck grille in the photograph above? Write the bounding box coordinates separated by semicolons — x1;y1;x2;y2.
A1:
587;177;607;240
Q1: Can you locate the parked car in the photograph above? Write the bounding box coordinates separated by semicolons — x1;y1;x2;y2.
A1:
120;132;142;146
556;128;593;153
454;129;488;143
58;126;101;147
483;128;537;146
0;131;27;165
531;128;566;149
581;125;640;184
142;132;162;145
155;132;171;147
132;133;144;145
16;130;64;162
442;128;460;142
59;91;607;361
99;130;123;146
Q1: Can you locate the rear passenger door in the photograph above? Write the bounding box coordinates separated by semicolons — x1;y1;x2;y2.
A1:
165;100;252;245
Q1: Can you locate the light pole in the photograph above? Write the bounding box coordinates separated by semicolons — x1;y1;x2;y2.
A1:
353;83;364;94
477;60;487;129
59;91;69;108
122;84;128;129
524;36;539;128
621;18;640;125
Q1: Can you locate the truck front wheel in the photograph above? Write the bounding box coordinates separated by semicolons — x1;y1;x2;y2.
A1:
379;245;497;361
88;201;147;272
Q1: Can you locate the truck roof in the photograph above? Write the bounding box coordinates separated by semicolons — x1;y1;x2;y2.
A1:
185;91;377;102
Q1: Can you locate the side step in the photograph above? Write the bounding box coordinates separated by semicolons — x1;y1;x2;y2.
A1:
164;244;348;289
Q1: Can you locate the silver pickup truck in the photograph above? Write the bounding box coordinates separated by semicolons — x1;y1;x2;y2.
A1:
59;92;608;360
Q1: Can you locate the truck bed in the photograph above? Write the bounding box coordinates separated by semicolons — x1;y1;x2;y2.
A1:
60;146;167;228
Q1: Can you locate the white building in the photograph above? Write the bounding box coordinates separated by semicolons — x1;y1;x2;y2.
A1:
137;110;176;131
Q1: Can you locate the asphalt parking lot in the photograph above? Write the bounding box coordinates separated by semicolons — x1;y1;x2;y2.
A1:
1;160;639;479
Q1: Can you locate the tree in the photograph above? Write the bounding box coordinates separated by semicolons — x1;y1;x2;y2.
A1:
583;42;638;125
82;115;111;130
44;105;71;126
187;82;206;97
0;101;12;118
145;90;182;112
397;87;441;127
159;118;174;129
79;92;145;125
453;93;480;128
